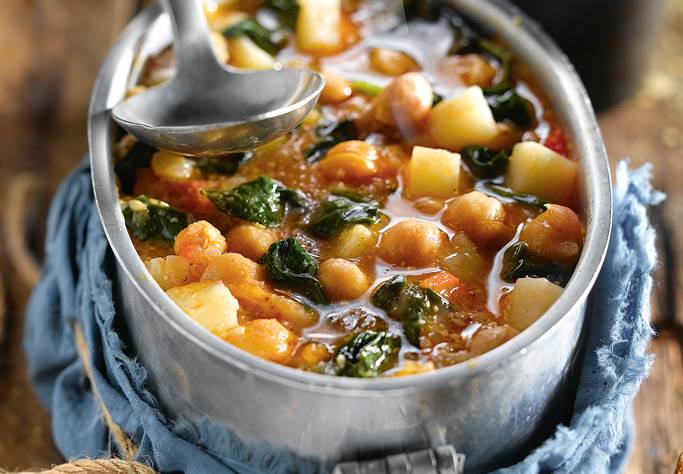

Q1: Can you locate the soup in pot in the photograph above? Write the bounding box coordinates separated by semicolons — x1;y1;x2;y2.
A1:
115;0;583;378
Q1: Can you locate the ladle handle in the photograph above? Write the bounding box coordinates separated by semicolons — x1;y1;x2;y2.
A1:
161;0;223;79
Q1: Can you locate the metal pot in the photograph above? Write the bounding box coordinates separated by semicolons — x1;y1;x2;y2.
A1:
88;1;612;472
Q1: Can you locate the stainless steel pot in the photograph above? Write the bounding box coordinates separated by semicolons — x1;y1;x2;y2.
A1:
89;1;612;472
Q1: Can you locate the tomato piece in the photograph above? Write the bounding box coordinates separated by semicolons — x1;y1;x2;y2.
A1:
544;128;569;157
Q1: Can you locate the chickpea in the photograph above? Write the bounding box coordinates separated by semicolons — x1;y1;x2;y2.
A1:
151;151;200;181
145;255;193;290
224;319;297;363
225;224;279;261
319;258;370;301
468;324;518;356
372;73;433;138
442;192;512;248
439;54;496;87
379;219;446;267
369;48;419;76
520;204;583;262
320;71;352;104
317;140;379;185
174;221;227;277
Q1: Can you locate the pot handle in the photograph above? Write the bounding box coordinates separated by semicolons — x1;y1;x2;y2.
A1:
332;445;465;474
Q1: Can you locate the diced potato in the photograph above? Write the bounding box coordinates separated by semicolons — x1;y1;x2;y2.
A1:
225;224;279;261
167;281;239;338
391;361;435;377
333;225;377;259
505;142;578;206
405;146;461;198
469;324;519;356
210;31;230;64
229;283;319;329
428;86;498;151
228;36;277;70
296;0;342;54
442;233;489;282
225;319;297;363
201;253;265;286
290;342;332;369
502;277;564;332
379;219;446;267
319;258;370;301
146;255;193;290
208;10;248;32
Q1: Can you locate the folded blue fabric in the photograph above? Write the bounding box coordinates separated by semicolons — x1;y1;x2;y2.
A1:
24;160;660;473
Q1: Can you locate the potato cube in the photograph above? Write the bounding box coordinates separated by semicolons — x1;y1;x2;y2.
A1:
502;277;564;332
167;281;239;338
428;86;498;151
225;319;297;363
296;0;342;54
405;146;461;198
505;142;578;206
333;225;377;259
228;36;277;70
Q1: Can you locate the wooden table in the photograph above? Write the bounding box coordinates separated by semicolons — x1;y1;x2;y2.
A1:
0;0;681;472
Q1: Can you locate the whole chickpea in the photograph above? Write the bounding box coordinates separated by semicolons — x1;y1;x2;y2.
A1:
224;319;297;363
372;73;433;139
225;223;279;261
201;252;265;287
442;192;512;248
379;219;446;267
320;71;352;104
369;48;419;76
520;204;583;262
318;258;370;301
317;140;379;185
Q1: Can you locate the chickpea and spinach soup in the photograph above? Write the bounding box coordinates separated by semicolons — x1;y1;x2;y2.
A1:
117;0;583;378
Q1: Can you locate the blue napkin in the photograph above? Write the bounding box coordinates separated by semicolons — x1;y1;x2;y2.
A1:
24;161;661;473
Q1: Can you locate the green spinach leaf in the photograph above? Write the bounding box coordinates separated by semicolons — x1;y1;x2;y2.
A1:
482;182;548;208
196;151;253;176
222;19;288;56
202;177;309;227
263;237;327;304
115;141;157;194
333;331;400;378
372;276;452;346
304;119;357;163
501;242;573;287
121;196;188;243
483;83;535;129
262;0;299;28
462;146;509;179
307;196;380;238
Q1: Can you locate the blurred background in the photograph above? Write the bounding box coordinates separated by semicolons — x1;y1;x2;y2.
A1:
0;0;681;472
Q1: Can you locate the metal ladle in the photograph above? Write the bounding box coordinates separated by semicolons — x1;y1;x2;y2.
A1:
112;0;324;157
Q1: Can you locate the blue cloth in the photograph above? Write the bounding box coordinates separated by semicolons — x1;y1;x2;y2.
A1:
24;160;661;474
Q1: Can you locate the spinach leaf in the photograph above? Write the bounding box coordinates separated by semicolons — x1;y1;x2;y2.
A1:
478;38;512;85
222;19;288;56
262;0;299;29
307;196;380;238
483;83;535;129
202;177;309;227
304;119;357;163
462;146;509;179
333;331;400;378
196;151;253;176
121;196;188;243
115;141;157;194
350;81;383;97
263;237;327;304
501;242;573;287
482;182;548;208
372;276;452;346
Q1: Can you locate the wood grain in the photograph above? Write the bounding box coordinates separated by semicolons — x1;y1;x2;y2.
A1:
0;0;681;472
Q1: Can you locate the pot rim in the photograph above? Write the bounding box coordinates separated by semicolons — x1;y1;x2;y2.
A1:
89;0;612;394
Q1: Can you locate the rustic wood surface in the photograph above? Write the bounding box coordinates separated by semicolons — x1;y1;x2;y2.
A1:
0;0;681;472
